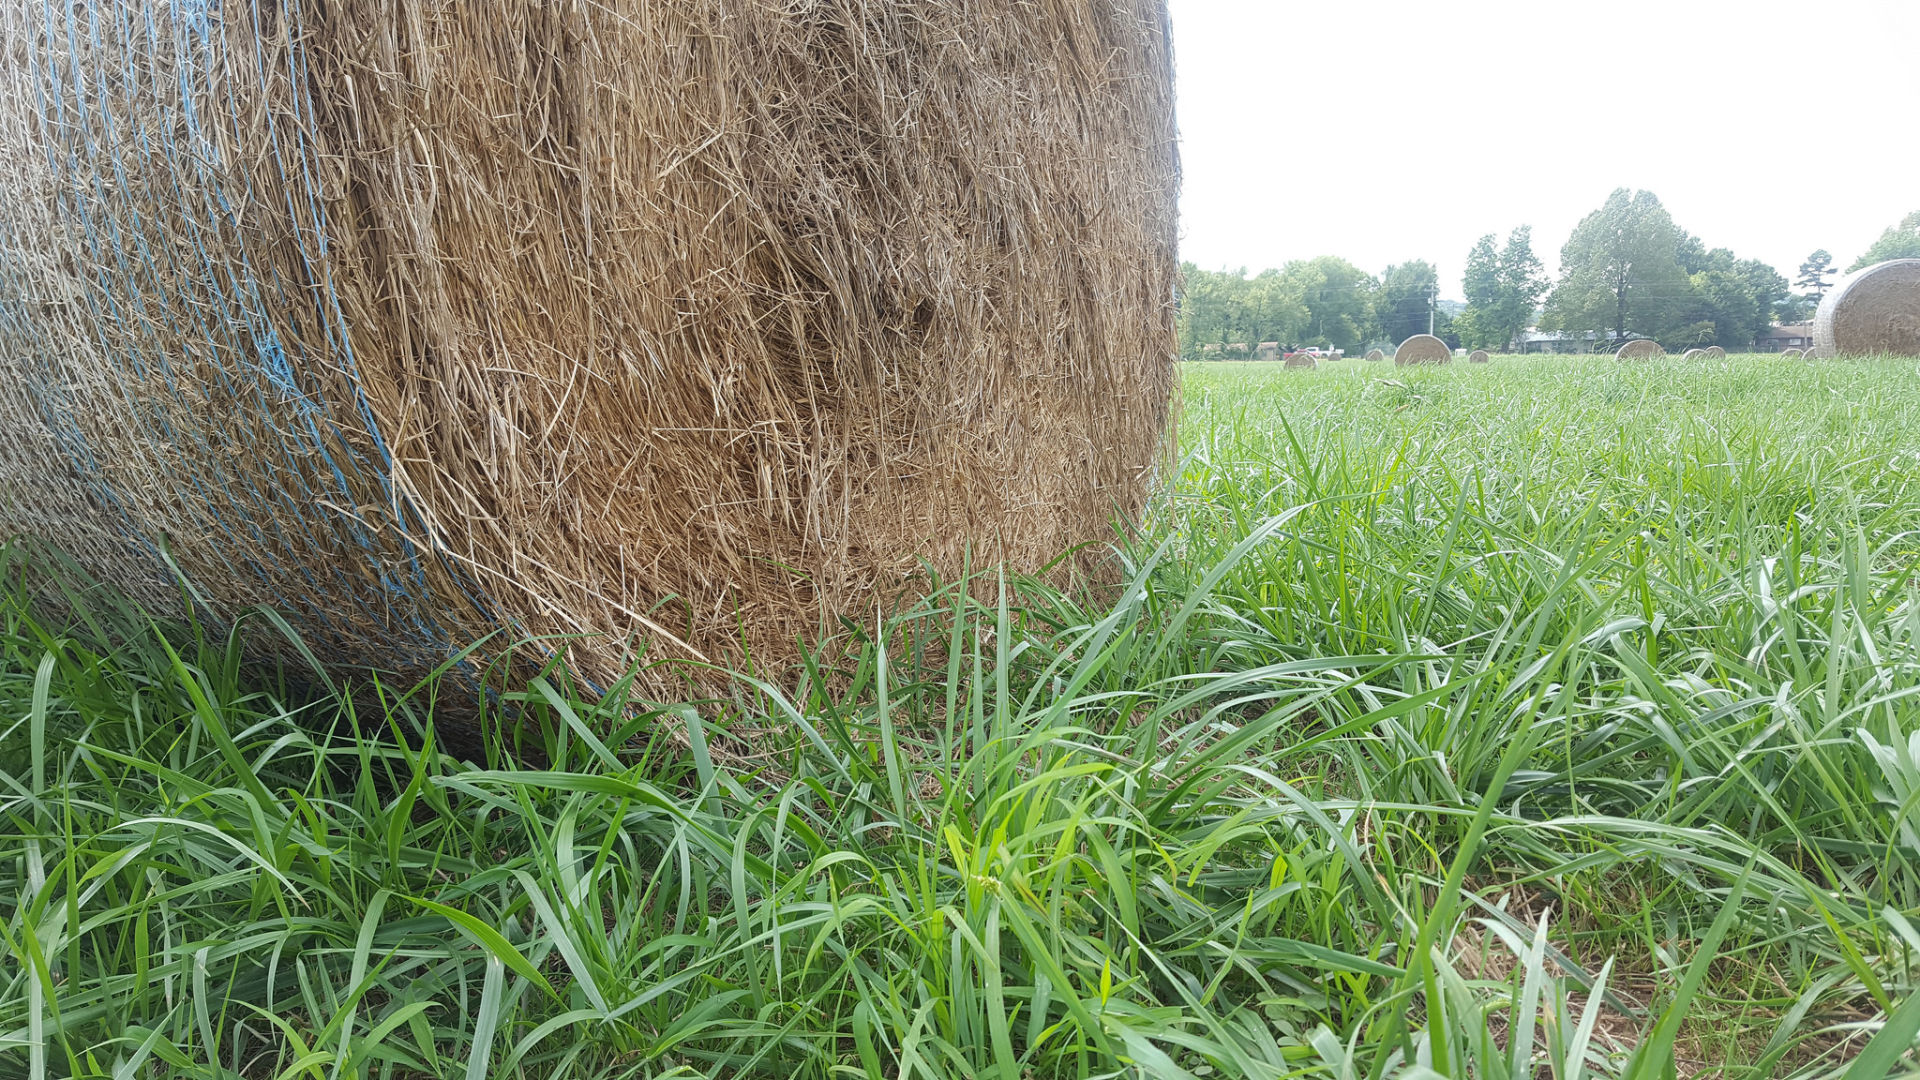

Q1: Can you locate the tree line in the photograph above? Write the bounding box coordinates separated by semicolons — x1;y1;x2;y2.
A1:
1179;192;1917;356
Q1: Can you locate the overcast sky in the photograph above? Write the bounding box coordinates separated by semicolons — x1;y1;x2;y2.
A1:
1167;0;1919;299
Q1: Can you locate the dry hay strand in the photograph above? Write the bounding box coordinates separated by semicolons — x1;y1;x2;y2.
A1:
1614;340;1666;361
0;0;1179;706
1467;350;1490;364
1703;345;1727;359
1782;348;1805;359
1282;353;1316;370
1393;335;1452;366
1814;259;1920;357
1365;348;1386;362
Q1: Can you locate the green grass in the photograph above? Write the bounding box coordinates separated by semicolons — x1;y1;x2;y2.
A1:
5;352;1920;1078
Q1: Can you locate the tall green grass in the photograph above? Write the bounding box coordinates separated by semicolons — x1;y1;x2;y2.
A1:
4;353;1919;1078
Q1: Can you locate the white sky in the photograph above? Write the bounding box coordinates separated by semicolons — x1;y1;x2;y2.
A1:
1168;0;1920;299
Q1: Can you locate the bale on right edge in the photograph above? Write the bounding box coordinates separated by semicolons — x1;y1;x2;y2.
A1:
1814;260;1920;357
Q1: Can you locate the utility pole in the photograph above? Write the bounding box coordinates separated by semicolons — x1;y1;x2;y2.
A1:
1428;283;1438;336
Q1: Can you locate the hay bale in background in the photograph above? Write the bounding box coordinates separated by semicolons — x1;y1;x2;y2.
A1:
1467;350;1490;364
1782;348;1805;359
1703;346;1727;359
1682;349;1704;360
0;0;1179;695
1615;340;1666;361
1283;353;1316;370
1393;336;1452;365
1814;260;1920;357
1365;348;1386;362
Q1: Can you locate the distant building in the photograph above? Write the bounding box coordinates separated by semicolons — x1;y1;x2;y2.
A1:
1256;342;1281;361
1515;329;1605;354
1756;323;1814;351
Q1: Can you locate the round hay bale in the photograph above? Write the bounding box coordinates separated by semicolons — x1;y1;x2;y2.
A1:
1614;339;1666;361
1365;348;1387;362
1467;350;1490;364
0;0;1179;702
1681;349;1704;360
1703;346;1727;359
1283;353;1317;370
1781;348;1805;359
1813;259;1920;357
1393;335;1453;365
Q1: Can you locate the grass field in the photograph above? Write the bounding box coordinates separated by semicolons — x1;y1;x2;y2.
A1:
5;353;1920;1078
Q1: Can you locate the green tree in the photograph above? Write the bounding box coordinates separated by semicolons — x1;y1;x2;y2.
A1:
1176;264;1307;355
1795;250;1835;299
1376;260;1440;346
1849;212;1920;271
1283;256;1375;353
1458;227;1547;350
1672;244;1789;347
1540;190;1692;344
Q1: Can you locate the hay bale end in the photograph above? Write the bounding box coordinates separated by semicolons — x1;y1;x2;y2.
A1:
1813;260;1920;357
1393;335;1453;365
0;0;1181;698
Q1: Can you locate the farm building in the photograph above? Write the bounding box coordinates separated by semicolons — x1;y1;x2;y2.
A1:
1757;323;1815;352
1516;329;1605;354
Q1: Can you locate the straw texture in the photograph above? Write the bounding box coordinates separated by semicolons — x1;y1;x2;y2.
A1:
1393;335;1451;366
1814;260;1920;358
1615;340;1665;360
0;0;1180;692
1467;350;1489;364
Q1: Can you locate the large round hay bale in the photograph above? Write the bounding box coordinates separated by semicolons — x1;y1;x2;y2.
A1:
1614;340;1666;360
1467;350;1490;364
1813;259;1920;357
1393;335;1453;365
1283;353;1317;370
1365;348;1387;362
1781;348;1805;359
1681;348;1704;360
1703;346;1727;359
0;0;1179;697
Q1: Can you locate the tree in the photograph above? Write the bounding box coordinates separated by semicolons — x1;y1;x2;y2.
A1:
1458;227;1548;350
1672;244;1789;347
1176;264;1307;355
1540;189;1692;344
1795;250;1835;300
1849;212;1920;271
1283;256;1375;353
1376;260;1440;346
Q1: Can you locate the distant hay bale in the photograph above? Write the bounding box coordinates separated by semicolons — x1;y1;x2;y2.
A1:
1283;353;1316;369
1467;350;1490;364
1614;340;1666;361
1782;348;1805;359
1703;346;1727;359
1813;259;1920;357
0;0;1180;696
1681;349;1704;360
1393;335;1453;365
1365;348;1386;362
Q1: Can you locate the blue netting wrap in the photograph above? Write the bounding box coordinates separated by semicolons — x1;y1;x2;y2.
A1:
0;0;483;673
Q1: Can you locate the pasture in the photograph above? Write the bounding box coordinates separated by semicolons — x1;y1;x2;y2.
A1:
5;353;1920;1077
